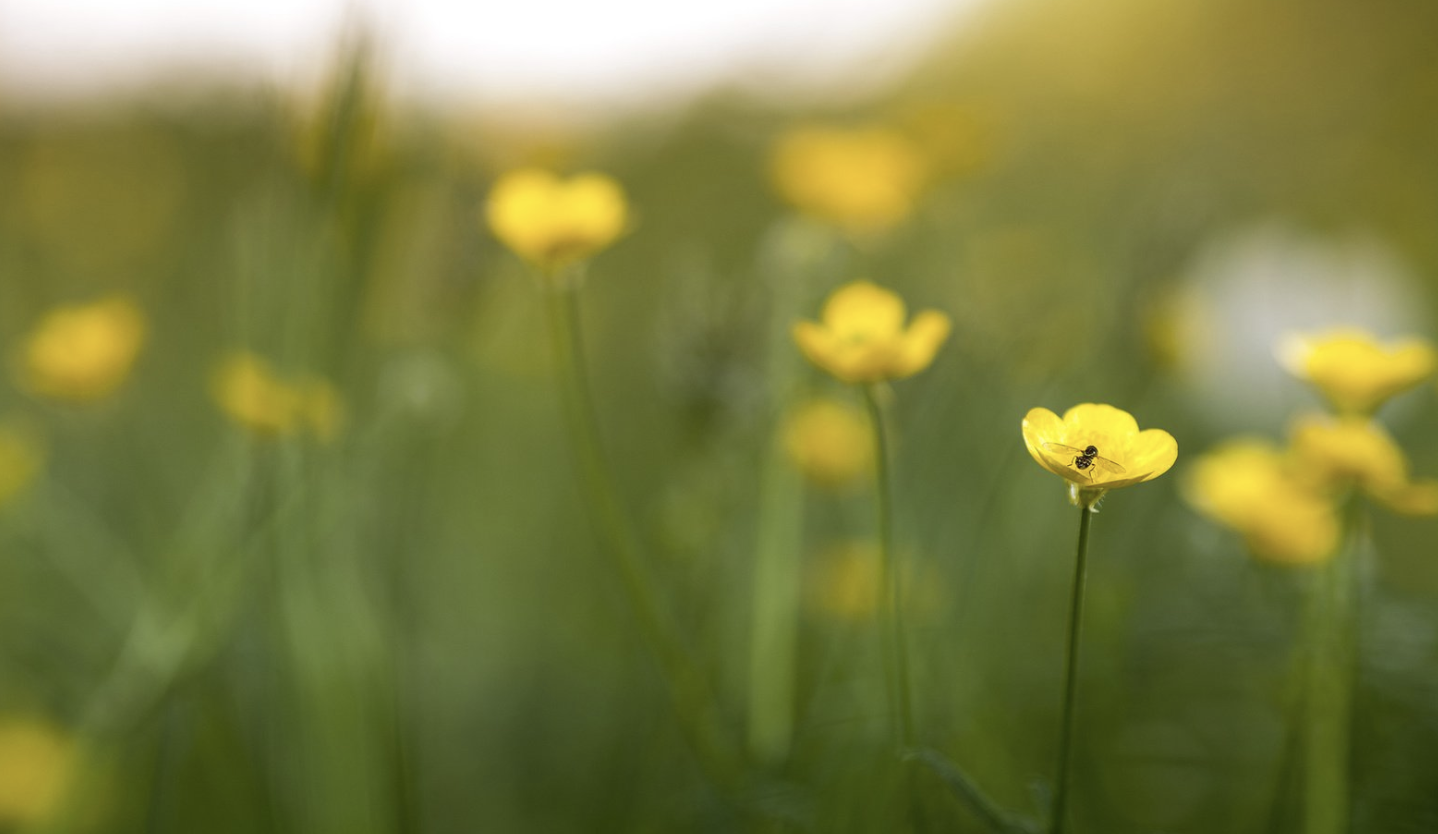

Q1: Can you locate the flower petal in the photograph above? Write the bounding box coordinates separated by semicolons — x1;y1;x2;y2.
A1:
821;281;907;341
1022;407;1078;481
793;321;840;376
892;310;951;379
1130;428;1179;482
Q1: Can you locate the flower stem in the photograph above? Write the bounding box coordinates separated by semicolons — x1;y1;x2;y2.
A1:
1051;505;1092;834
860;384;915;749
540;278;742;791
1301;497;1363;834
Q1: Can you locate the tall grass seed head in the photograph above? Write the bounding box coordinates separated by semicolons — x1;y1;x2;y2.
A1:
484;168;627;274
1183;439;1339;565
18;296;146;403
769;125;926;237
1278;328;1436;415
792;280;951;385
1022;403;1178;509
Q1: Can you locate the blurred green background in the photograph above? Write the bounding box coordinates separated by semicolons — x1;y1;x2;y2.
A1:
2;0;1438;830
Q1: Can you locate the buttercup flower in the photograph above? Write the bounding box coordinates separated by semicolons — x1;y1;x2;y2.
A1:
18;296;146;402
769;125;925;236
1184;440;1339;565
0;423;42;507
782;397;872;489
1278;328;1436;415
1289;413;1438;515
792;281;951;384
484;168;627;273
212;352;343;442
0;717;74;825
1022;403;1178;508
804;541;941;622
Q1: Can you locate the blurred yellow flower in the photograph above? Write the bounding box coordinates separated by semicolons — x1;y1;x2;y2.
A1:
808;541;883;621
793;281;951;384
805;541;940;622
1022;403;1178;508
1278;328;1436;415
1184;440;1339;565
212;353;343;442
1289;413;1438;515
0;717;74;825
0;424;43;506
782;398;872;489
770;126;926;236
18;296;146;402
484;168;627;273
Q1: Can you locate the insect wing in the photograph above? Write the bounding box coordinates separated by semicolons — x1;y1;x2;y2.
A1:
1042;442;1089;457
1088;455;1126;475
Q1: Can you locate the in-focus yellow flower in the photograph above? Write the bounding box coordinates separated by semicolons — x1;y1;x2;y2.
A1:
212;353;343;442
484;168;627;273
1184;440;1339;565
1022;403;1178;508
18;296;146;402
1278;328;1436;415
1289;413;1438;515
770;125;925;236
0;717;74;825
793;281;951;384
0;424;43;507
782;397;872;489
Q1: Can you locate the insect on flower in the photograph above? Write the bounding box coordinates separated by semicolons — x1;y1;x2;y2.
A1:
1042;442;1126;480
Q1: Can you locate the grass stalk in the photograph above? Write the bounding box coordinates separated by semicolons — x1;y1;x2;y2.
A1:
540;276;742;793
860;384;915;750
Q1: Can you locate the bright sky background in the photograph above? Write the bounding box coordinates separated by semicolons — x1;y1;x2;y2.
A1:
0;0;982;106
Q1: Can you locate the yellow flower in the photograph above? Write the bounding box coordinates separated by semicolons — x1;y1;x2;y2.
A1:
18;296;146;402
1289;413;1438;515
769;125;925;236
782;398;872;489
1278;328;1436;415
212;353;343;442
0;424;43;506
484;168;627;272
0;717;74;825
1022;403;1178;508
1183;440;1339;565
793;281;951;384
804;541;941;621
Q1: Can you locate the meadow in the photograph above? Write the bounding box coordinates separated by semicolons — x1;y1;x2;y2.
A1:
2;0;1438;831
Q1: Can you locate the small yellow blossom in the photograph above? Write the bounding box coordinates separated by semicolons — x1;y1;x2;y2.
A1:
0;717;74;825
1289;413;1438;516
793;281;951;384
0;424;43;506
1278;328;1436;415
769;126;925;236
484;168;627;273
1022;403;1178;508
18;296;146;402
805;541;941;621
1184;440;1339;565
212;353;343;442
782;398;872;489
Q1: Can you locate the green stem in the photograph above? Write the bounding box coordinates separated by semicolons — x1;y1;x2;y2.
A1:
540;278;742;792
1301;497;1363;834
1052;506;1092;834
861;384;915;749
